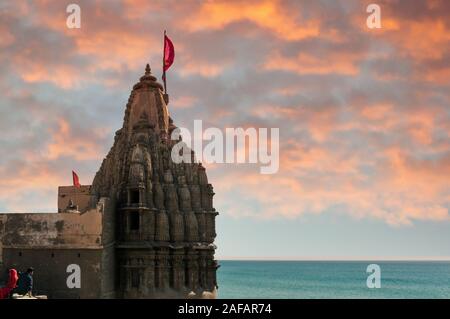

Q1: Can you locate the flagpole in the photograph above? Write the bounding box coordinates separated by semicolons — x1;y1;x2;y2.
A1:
163;30;167;94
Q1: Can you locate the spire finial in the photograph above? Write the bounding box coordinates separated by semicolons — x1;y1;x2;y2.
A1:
145;63;151;75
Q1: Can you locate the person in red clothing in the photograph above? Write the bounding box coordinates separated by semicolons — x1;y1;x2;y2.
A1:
0;269;19;299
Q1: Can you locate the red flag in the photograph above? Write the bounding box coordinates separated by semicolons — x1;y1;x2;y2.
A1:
163;34;175;71
72;170;81;188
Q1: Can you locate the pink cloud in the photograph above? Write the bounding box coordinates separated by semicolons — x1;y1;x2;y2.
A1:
45;119;108;161
171;95;198;109
263;51;360;75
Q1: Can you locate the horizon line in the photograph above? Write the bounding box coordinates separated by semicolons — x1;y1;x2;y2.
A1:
217;256;450;261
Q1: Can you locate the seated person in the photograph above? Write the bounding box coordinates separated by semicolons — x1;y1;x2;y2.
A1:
0;269;19;299
14;267;34;297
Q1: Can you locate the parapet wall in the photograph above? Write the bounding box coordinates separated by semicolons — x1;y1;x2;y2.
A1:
0;209;102;250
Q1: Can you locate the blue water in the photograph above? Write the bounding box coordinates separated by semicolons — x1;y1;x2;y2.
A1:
217;261;450;298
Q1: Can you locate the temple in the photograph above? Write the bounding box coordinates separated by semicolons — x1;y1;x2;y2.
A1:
0;64;219;298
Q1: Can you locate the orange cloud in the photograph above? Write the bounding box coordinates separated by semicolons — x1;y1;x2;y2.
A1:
14;59;83;89
264;51;360;75
74;30;158;71
183;0;320;41
171;95;198;109
0;162;65;213
178;60;227;78
0;27;14;47
352;3;450;84
394;19;450;61
45;119;107;161
121;0;164;19
359;104;392;121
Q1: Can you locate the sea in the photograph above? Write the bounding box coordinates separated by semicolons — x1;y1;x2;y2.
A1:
217;260;450;299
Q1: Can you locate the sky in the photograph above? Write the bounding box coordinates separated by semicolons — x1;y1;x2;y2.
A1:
0;0;449;259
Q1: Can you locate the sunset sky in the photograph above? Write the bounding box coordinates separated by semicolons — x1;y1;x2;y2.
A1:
0;0;449;259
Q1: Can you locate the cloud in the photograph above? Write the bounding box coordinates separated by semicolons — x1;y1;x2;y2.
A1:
211;142;449;226
170;95;198;109
182;0;321;41
0;0;449;227
263;51;360;75
45;118;107;161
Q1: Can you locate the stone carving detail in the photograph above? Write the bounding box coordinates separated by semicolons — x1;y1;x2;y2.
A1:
196;212;206;241
129;145;145;184
163;178;179;213
185;211;199;242
170;212;184;242
171;253;185;290
189;184;202;211
143;211;155;241
155;210;170;241
178;176;192;212
153;181;165;210
198;163;208;185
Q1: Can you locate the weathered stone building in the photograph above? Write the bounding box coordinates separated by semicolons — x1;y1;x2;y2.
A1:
0;64;219;298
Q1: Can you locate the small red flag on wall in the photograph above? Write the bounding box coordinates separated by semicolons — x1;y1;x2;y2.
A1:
72;170;81;188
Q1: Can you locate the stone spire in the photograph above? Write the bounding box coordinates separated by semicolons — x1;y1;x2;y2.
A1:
114;63;171;139
90;62;218;298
